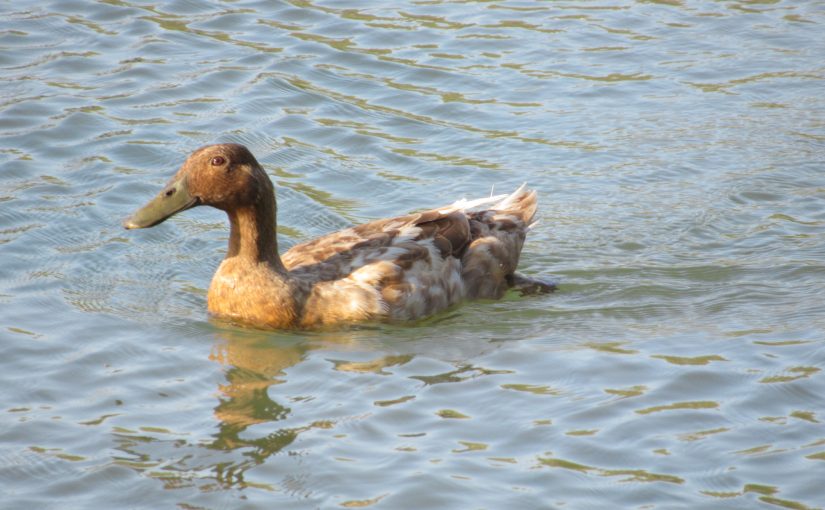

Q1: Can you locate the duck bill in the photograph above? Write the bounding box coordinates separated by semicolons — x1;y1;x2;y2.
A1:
123;176;199;229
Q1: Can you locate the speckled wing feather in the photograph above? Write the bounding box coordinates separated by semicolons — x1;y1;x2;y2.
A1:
281;186;538;324
280;208;471;325
280;196;504;272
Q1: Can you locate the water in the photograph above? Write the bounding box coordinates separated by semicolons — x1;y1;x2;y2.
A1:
2;0;824;508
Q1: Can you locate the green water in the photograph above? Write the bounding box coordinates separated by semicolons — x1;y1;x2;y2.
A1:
2;1;824;508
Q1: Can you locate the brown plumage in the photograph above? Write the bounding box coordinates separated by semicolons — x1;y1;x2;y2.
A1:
124;143;554;329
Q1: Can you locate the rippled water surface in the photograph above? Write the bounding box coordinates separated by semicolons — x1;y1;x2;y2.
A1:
2;1;825;508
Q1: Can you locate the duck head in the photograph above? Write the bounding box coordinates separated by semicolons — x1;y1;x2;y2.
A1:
124;143;272;229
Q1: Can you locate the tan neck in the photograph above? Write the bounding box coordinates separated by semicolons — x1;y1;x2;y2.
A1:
225;198;286;273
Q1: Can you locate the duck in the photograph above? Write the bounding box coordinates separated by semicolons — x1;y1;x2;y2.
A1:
124;143;555;329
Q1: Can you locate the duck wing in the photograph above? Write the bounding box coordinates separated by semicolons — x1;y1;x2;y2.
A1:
282;185;538;304
281;210;470;280
281;207;472;272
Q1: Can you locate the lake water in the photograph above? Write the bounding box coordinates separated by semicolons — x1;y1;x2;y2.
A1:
2;1;824;508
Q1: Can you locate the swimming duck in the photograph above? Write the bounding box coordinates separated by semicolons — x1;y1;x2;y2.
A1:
124;143;554;329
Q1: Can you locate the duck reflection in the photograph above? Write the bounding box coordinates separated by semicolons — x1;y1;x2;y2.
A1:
109;325;352;492
110;318;501;491
205;323;420;458
207;325;321;457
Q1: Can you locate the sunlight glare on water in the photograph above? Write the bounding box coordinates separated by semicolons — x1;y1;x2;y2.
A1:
1;1;824;508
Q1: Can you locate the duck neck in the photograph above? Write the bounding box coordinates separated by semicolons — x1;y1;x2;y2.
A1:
225;197;286;273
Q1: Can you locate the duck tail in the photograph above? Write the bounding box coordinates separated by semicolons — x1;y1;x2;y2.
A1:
491;183;537;227
443;184;538;228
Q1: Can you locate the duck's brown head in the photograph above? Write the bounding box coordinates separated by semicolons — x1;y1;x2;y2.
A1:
124;143;272;229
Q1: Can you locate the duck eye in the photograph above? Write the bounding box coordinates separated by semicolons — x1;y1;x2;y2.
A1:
211;156;226;166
